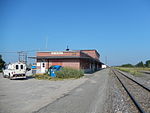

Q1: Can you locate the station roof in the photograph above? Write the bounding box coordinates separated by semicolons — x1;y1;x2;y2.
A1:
29;49;101;63
80;49;100;56
36;49;99;55
29;56;101;63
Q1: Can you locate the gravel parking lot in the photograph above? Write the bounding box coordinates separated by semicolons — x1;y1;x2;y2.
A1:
0;73;88;113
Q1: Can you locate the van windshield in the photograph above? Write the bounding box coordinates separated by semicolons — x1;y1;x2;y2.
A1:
21;65;23;69
16;65;19;70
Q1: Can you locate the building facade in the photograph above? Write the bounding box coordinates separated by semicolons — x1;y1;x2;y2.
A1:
33;50;102;73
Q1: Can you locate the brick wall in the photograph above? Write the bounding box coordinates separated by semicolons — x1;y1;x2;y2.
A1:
62;61;80;70
37;59;80;70
81;50;100;60
80;59;91;69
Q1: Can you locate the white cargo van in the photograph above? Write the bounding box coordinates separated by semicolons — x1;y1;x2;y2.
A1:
3;62;26;79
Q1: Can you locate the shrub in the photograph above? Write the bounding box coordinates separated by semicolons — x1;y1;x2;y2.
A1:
145;60;150;67
0;55;5;71
55;67;84;78
34;67;84;80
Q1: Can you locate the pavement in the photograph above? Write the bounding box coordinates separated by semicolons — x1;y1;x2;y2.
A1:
35;69;110;113
0;73;88;113
0;69;110;113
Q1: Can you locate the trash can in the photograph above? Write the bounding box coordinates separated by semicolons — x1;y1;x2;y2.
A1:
31;65;36;75
49;65;62;77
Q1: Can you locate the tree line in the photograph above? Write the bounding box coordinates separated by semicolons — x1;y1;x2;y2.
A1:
121;60;150;68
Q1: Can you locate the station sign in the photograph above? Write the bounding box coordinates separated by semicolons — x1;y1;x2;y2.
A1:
51;52;64;55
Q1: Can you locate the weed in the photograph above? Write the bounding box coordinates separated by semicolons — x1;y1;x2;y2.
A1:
34;67;84;80
55;67;84;79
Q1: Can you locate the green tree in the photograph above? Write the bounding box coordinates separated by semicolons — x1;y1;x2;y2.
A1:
121;64;134;67
135;61;145;67
0;55;5;71
145;60;150;67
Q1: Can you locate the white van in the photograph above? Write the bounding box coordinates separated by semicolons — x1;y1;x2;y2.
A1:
3;62;26;79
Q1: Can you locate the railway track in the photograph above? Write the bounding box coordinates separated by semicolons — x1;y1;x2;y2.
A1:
112;69;150;113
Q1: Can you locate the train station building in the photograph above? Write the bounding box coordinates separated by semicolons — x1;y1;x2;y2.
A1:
31;49;102;73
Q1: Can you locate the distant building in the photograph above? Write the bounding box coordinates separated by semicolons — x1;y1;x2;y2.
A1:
101;64;107;69
30;49;102;73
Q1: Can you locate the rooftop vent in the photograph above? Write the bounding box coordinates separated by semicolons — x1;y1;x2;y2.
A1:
66;45;69;51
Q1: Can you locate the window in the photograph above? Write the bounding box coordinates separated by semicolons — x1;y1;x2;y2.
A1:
21;65;23;69
43;63;45;67
16;65;19;70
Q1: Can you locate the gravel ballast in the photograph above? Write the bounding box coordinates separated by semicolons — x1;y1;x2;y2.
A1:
115;70;150;113
103;69;139;113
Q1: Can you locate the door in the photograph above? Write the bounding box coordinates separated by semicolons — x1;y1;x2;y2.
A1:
41;62;46;73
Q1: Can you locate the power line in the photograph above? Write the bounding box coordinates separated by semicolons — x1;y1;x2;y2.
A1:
0;52;17;53
0;50;40;64
0;49;40;53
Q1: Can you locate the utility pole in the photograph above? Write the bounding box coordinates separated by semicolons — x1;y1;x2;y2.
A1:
18;51;27;64
105;56;107;65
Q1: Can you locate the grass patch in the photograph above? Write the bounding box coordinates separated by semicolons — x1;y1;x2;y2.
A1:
34;67;84;80
114;67;150;76
114;67;142;76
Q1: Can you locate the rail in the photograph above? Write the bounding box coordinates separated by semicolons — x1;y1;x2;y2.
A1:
112;69;148;113
116;69;150;92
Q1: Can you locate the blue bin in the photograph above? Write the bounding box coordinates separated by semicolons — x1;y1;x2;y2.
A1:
49;65;62;77
31;66;36;69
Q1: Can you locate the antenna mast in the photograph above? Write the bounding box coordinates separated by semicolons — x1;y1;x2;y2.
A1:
45;36;48;50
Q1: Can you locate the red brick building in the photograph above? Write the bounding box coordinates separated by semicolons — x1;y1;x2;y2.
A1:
32;50;102;73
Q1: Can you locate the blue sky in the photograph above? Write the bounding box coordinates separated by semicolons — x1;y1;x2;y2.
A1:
0;0;150;66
